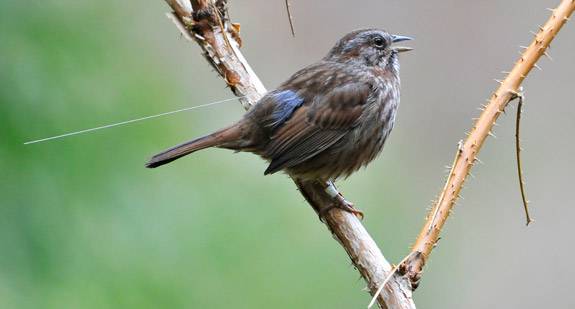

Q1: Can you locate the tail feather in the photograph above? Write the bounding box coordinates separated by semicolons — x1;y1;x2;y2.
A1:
146;125;240;168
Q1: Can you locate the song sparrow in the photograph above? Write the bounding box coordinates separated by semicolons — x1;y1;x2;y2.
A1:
147;29;412;216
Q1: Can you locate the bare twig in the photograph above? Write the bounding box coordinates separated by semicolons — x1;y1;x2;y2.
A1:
285;0;296;36
160;1;415;308
401;0;575;287
511;90;533;225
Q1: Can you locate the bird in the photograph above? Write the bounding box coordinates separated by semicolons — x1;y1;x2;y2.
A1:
146;29;412;217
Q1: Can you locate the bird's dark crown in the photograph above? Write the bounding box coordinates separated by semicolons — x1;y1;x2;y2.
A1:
324;29;411;70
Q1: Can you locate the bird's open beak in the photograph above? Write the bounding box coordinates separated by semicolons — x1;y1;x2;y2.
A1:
391;35;413;53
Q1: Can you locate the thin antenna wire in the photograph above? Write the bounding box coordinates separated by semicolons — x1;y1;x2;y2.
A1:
24;97;242;145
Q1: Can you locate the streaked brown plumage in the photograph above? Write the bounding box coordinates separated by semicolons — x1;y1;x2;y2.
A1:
146;29;411;185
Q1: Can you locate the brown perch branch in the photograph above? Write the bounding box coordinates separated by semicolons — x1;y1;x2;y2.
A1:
400;0;575;287
160;0;415;308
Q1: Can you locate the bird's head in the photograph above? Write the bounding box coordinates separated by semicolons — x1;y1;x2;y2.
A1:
324;29;413;72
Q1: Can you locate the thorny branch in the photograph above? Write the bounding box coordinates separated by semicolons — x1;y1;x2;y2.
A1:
160;0;414;308
399;0;575;288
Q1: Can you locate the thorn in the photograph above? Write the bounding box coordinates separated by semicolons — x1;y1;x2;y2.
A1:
543;51;553;61
519;45;528;49
546;8;555;12
474;157;484;165
534;63;542;71
457;140;464;152
529;30;537;36
501;71;511;74
538;25;545;31
488;131;496;138
494;79;503;84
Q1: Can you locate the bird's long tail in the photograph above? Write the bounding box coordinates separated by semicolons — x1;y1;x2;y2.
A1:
145;125;241;168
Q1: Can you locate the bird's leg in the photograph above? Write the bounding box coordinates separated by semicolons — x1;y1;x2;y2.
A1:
318;180;364;220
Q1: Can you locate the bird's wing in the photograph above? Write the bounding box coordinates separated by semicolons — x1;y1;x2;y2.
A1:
263;82;372;175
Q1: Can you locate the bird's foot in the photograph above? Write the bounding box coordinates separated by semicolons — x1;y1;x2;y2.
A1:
336;196;364;220
318;198;364;221
319;182;364;220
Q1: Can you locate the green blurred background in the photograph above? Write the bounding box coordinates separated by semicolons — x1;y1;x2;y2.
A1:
1;0;574;308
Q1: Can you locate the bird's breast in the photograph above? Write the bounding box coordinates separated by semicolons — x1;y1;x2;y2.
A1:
350;79;400;163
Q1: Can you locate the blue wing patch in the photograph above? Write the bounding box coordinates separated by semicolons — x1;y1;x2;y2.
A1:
268;90;304;130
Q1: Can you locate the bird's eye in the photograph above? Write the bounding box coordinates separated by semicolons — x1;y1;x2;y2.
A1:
373;37;386;48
